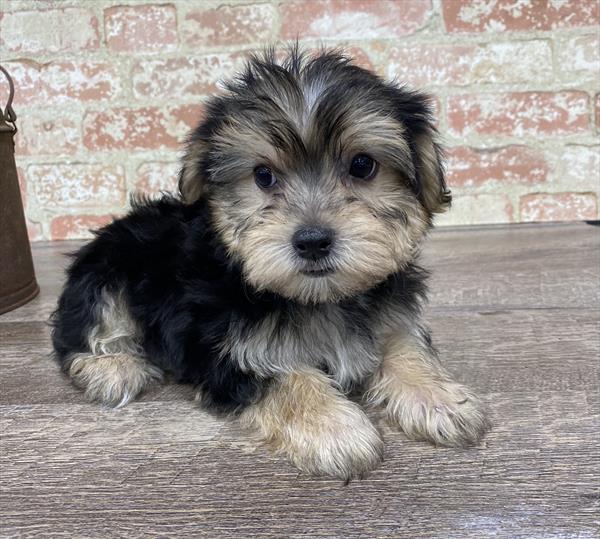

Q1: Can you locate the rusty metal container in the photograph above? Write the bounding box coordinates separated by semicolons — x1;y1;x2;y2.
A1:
0;65;39;314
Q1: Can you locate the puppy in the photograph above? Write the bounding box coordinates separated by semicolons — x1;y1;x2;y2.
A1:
51;48;490;480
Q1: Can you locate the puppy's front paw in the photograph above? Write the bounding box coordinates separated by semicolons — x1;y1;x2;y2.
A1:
286;403;384;480
68;353;162;407
386;381;490;447
242;370;384;480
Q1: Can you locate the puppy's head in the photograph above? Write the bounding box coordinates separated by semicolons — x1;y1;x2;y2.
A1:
180;48;450;304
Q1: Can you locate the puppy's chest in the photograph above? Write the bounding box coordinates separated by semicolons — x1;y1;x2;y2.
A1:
227;305;382;387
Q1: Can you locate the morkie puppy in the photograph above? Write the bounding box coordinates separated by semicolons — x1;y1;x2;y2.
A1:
51;48;490;479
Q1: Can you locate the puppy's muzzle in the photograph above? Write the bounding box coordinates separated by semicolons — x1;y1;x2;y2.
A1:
292;226;334;261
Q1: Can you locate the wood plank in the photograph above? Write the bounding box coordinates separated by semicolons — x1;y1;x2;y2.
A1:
0;241;77;323
1;223;598;538
423;222;600;310
1;308;597;405
0;390;597;538
2;222;598;323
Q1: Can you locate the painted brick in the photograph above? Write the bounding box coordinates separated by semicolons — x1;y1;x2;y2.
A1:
17;166;43;238
442;0;600;33
1;61;41;106
554;145;600;190
15;113;80;156
2;60;121;106
104;4;177;52
26;221;44;242
15;168;42;241
16;166;27;209
132;55;242;99
83;105;202;151
345;45;376;71
430;96;441;126
447;92;590;137
557;35;600;81
286;44;377;71
135;162;180;195
50;214;115;241
436;194;514;225
29;164;126;208
0;8;100;53
170;104;204;132
279;0;432;39
388;40;552;87
446;146;548;188
183;3;276;46
4;0;599;237
44;61;122;102
520;192;598;222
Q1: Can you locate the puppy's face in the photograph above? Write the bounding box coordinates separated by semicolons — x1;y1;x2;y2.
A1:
180;50;450;304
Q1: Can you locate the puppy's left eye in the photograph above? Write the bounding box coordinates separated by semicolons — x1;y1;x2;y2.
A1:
349;154;377;180
254;166;277;189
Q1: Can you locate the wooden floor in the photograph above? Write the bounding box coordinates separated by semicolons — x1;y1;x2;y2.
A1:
1;222;599;538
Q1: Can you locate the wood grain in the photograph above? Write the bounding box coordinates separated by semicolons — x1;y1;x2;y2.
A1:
1;222;599;538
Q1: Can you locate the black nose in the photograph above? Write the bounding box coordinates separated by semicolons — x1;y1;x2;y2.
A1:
292;227;334;260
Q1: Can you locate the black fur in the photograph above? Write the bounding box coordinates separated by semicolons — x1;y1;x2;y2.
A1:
51;197;272;412
51;48;439;414
180;48;450;214
51;195;428;413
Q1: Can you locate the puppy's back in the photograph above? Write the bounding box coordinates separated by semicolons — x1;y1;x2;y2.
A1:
50;196;213;365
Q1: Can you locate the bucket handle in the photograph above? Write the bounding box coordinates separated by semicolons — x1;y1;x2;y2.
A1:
0;65;17;132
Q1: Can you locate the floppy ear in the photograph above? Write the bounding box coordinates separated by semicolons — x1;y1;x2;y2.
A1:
393;89;451;215
178;138;206;203
412;128;451;214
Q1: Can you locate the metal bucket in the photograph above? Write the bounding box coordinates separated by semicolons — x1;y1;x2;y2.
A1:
0;64;39;314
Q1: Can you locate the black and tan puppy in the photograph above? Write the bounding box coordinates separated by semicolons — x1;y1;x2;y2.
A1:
51;48;489;479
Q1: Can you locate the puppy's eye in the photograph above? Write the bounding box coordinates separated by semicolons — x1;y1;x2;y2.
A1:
349;154;377;180
254;166;277;189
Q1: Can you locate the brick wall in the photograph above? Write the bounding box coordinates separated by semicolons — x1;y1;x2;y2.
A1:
1;0;598;240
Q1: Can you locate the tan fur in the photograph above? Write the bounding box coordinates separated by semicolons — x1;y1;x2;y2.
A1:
68;353;162;407
179;138;207;203
208;154;429;304
175;50;449;305
87;289;143;357
414;133;451;214
222;304;380;387
67;289;163;407
366;330;490;447
240;368;383;479
61;51;480;482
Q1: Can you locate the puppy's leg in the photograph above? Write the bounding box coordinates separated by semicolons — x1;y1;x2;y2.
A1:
241;368;383;480
65;289;162;407
366;329;490;447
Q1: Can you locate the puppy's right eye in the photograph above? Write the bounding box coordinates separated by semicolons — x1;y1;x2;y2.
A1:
349;154;377;180
254;166;277;189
